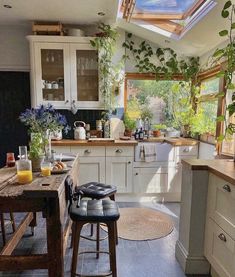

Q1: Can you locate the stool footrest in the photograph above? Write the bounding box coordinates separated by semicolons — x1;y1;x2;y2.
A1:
72;271;112;277
80;234;108;242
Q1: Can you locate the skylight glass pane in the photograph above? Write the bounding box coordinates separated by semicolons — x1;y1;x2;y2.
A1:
135;0;199;14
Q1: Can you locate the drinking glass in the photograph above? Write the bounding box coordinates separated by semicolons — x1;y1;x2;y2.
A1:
6;153;15;167
41;160;51;176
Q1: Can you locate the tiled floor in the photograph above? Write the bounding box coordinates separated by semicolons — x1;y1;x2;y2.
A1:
0;202;209;277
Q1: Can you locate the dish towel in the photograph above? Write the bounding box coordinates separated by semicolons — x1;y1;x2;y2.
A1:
143;144;156;162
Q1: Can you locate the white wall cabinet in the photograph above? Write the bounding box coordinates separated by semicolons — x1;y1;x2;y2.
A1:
27;36;102;110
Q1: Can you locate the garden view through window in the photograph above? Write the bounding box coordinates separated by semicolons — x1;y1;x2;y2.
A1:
126;78;219;138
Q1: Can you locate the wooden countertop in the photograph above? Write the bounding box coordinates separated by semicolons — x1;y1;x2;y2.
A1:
52;139;138;146
182;159;235;186
51;137;198;147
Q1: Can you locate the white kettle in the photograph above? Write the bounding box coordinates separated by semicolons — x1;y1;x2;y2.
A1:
74;121;86;140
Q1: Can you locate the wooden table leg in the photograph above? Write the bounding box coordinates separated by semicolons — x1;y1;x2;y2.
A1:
0;213;6;245
29;212;37;236
46;198;64;277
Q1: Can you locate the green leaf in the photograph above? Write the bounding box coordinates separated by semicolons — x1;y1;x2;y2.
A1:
127;33;132;38
228;83;235;89
213;48;224;57
90;40;96;47
232;23;235;29
217;134;225;142
216;71;225;77
219;30;228;36
222;10;229;18
224;1;232;10
216;115;225;122
217;92;225;97
122;42;129;49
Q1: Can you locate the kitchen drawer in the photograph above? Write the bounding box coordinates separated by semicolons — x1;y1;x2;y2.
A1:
106;146;134;157
207;173;235;240
205;218;235;277
51;145;71;154
133;167;168;193
71;146;105;157
175;145;198;156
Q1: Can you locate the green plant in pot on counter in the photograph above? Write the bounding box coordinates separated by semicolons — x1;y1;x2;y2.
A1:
123;113;136;137
19;104;69;171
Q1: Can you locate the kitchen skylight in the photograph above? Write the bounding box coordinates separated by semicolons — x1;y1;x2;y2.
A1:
121;0;217;39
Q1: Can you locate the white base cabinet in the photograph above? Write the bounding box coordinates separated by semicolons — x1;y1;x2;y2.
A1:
106;157;133;193
52;145;134;193
78;157;105;184
205;173;235;277
133;167;168;193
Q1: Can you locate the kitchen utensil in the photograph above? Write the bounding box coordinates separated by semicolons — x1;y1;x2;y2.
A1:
74;121;86;140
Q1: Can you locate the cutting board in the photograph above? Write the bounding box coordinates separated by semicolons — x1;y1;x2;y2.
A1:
110;118;125;139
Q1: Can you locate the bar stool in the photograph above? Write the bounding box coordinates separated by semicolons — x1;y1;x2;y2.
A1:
70;198;120;277
70;182;117;254
0;213;16;246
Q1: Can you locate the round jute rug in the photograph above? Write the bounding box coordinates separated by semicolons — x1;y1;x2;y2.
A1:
102;207;174;241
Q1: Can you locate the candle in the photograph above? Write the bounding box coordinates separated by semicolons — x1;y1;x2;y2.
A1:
17;170;33;184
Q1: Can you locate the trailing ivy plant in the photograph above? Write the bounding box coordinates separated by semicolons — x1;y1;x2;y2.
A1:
90;23;126;111
122;33;200;112
212;0;235;141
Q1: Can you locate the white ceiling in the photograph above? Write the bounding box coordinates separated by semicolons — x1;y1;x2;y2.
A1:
0;0;230;57
0;0;119;25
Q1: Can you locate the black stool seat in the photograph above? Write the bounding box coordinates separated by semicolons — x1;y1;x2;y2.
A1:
76;182;117;199
70;199;120;222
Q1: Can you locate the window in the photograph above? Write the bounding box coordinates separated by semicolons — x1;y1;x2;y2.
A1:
198;77;220;143
121;0;217;38
125;77;188;128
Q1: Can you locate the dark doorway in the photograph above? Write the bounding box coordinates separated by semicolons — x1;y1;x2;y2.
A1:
0;71;30;167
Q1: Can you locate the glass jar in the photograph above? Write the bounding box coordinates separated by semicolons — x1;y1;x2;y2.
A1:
6;152;15;167
16;146;33;184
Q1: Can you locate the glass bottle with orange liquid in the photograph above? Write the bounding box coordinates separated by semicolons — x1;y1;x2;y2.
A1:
40;160;51;176
16;146;33;184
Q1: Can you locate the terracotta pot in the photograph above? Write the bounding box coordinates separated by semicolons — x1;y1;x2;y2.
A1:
124;129;132;137
153;130;161;137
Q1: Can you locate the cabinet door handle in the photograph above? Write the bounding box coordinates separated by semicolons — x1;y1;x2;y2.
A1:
128;161;131;164
116;149;123;153
218;233;227;242
84;149;91;154
223;184;231;192
135;172;138;175
65;100;69;104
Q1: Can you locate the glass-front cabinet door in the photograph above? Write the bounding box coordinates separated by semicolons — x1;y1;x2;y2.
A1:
34;43;71;109
70;44;102;109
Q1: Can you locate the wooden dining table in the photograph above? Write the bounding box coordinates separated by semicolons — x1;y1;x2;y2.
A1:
0;155;79;276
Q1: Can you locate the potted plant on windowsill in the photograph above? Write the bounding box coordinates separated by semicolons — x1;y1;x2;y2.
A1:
19;104;69;171
152;124;167;137
123;113;136;137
